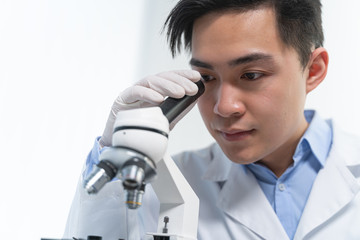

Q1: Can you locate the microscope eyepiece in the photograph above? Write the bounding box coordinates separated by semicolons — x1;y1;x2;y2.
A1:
159;80;205;124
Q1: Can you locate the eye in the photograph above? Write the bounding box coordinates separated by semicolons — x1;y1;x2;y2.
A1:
241;72;263;81
201;74;216;83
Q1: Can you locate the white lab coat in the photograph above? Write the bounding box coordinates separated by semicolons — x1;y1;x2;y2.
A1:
64;121;360;240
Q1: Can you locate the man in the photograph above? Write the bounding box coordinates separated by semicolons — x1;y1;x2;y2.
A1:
64;0;360;239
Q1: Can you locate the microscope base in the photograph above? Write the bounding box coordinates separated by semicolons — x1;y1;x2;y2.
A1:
146;232;196;240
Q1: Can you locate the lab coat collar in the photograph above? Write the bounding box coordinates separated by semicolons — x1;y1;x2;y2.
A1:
202;143;233;182
217;163;290;240
202;144;289;238
294;121;360;239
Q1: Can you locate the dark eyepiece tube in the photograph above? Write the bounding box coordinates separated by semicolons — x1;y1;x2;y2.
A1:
159;80;205;124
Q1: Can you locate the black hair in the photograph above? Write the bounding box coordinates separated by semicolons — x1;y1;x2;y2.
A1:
164;0;324;68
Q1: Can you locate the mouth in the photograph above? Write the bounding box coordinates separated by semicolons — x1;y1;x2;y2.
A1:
219;129;255;142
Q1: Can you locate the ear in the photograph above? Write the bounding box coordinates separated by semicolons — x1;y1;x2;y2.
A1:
306;47;329;94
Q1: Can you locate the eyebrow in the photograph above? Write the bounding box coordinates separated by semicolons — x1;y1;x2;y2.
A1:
189;53;275;69
189;58;214;69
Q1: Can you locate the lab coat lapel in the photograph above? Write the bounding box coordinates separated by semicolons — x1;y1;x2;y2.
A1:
217;163;289;240
294;126;360;240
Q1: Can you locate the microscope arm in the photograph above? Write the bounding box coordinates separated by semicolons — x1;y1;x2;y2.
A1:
146;152;199;240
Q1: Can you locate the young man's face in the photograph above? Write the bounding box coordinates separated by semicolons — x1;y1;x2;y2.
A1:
191;8;310;172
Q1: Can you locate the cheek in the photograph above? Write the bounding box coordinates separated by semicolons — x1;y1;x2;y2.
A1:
279;77;307;117
197;96;212;121
197;94;216;131
262;74;305;110
255;77;306;134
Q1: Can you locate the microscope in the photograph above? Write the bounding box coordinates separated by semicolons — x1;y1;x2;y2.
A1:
83;81;205;240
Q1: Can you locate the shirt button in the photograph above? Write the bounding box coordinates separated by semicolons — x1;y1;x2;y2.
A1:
278;183;286;191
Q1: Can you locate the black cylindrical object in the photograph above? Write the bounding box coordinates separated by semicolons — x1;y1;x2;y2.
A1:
159;80;205;124
87;236;102;240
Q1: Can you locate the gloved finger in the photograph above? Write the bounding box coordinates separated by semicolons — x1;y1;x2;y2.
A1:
137;70;201;97
168;69;202;81
120;85;165;105
156;70;201;96
138;75;189;98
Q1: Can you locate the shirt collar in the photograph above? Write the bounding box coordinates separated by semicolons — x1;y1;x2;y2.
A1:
293;110;333;168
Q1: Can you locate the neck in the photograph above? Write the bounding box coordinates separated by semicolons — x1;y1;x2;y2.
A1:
258;118;309;178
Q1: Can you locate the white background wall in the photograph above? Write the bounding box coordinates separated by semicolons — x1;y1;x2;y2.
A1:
0;1;359;239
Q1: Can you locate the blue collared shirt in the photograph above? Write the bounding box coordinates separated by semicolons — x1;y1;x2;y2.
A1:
245;110;333;239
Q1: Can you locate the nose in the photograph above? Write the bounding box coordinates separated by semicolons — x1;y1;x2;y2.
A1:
213;83;246;118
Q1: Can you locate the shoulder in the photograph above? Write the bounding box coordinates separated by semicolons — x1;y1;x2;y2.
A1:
331;121;360;150
330;120;360;165
171;142;233;181
172;142;218;167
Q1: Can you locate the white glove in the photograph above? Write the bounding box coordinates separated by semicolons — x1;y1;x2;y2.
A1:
99;70;201;147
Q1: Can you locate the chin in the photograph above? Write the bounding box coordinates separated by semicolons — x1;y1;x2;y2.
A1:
221;147;260;165
213;133;259;162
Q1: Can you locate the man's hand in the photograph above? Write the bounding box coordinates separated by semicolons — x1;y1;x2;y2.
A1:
99;70;201;147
